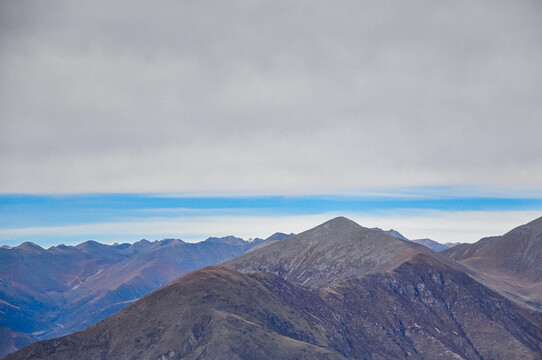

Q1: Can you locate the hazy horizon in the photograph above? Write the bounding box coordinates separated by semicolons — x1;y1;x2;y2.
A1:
2;190;541;248
1;1;541;248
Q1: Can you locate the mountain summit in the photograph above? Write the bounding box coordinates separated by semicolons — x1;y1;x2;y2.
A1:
224;216;447;288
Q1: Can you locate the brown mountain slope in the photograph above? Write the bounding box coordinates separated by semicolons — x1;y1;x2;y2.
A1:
223;216;456;288
443;216;542;309
7;256;542;360
322;253;542;359
0;236;260;356
5;266;346;360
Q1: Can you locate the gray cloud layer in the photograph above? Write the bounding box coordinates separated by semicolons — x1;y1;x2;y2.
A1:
1;1;541;194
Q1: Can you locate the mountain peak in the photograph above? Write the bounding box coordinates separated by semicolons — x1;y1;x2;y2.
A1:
203;236;246;245
265;232;294;241
15;241;44;252
75;240;105;249
298;216;367;240
224;217;438;288
155;239;186;248
320;216;362;229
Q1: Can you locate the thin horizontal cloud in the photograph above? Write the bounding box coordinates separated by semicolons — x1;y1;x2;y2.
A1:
1;210;540;248
2;192;541;229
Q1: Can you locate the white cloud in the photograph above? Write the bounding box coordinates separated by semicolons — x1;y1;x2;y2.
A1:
2;210;540;247
1;1;542;194
348;210;542;244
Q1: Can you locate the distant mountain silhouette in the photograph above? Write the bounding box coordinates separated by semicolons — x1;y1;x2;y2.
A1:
245;232;294;252
7;217;542;359
411;238;450;252
0;236;263;356
371;227;453;252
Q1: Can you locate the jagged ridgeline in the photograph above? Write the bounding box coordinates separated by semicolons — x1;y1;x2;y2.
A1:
5;217;542;359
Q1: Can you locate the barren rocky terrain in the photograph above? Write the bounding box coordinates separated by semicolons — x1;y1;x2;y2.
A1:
6;217;542;359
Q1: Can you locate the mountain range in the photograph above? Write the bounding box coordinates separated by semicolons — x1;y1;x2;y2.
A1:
410;238;450;252
0;233;292;357
5;216;542;359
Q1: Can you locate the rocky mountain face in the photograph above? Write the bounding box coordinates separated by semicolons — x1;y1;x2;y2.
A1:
0;235;270;357
224;217;456;288
7;217;542;360
443;216;542;310
411;238;450;252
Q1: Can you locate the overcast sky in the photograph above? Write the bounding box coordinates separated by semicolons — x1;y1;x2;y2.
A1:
1;1;542;246
1;193;541;247
1;0;541;195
